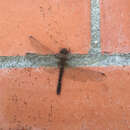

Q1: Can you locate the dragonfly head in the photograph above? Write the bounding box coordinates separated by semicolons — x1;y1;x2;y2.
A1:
59;48;70;55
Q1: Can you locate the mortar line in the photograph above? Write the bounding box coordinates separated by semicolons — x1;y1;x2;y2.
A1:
0;53;130;68
89;0;101;54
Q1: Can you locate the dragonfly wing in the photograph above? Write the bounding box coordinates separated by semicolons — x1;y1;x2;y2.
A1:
29;35;54;54
64;67;106;82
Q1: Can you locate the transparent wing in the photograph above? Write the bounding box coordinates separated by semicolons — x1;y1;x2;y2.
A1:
29;35;54;54
64;67;106;82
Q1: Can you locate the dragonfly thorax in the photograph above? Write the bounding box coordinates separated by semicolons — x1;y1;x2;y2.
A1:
59;48;70;55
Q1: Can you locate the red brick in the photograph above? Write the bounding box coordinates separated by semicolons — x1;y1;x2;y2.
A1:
0;0;90;56
0;67;129;129
101;0;130;53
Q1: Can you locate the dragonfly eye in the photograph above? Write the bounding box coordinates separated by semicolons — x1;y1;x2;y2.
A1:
59;48;70;55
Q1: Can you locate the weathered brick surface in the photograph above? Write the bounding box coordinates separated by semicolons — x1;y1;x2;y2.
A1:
0;0;90;56
0;67;129;129
101;0;130;53
0;0;129;129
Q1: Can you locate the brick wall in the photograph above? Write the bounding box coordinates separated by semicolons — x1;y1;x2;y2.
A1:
0;0;129;129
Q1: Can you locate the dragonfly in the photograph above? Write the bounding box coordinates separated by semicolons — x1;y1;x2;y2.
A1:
28;35;106;95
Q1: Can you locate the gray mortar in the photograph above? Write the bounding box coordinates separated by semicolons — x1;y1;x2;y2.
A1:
0;53;130;68
0;0;129;69
89;0;101;53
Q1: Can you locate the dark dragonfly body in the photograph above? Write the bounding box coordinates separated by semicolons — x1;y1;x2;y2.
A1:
56;48;70;95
